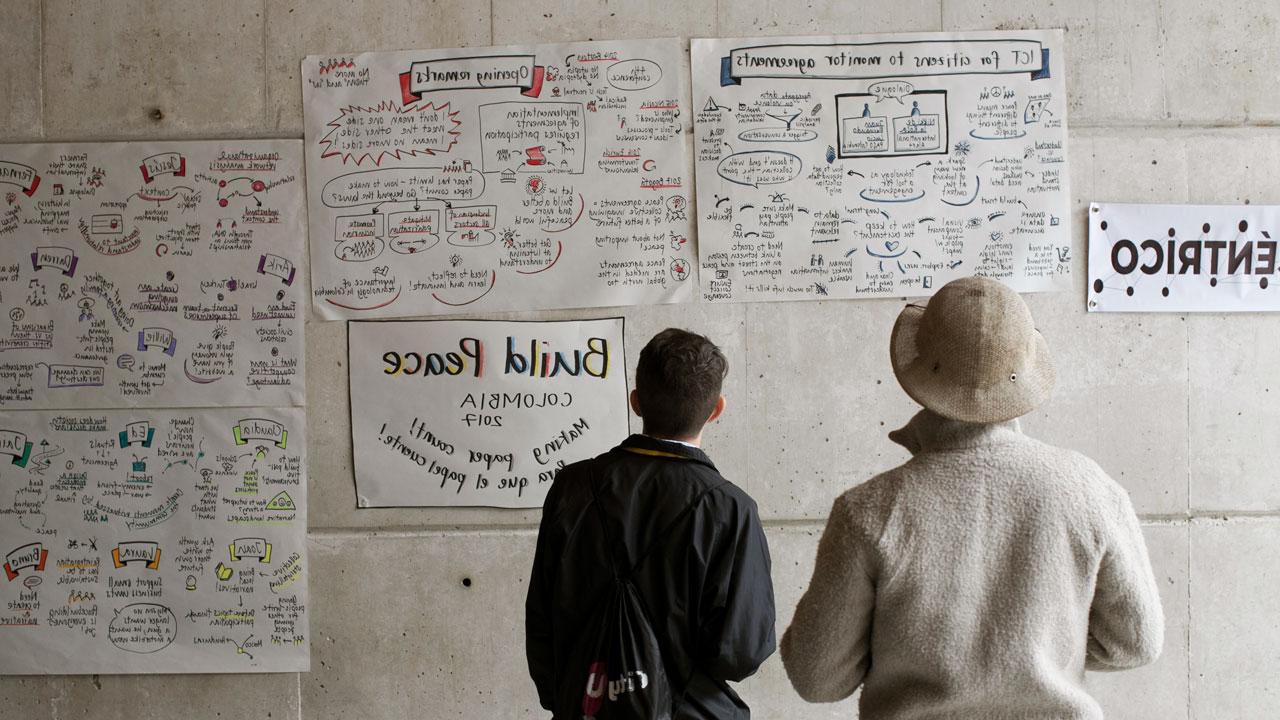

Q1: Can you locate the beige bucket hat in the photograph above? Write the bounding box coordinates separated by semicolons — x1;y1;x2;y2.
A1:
890;276;1055;424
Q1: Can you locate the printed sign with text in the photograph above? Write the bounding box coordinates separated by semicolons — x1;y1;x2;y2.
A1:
1088;202;1280;311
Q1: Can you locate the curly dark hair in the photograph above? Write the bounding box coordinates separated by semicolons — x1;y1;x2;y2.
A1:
634;328;728;438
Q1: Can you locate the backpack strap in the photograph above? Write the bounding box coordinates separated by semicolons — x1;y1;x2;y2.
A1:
585;458;624;580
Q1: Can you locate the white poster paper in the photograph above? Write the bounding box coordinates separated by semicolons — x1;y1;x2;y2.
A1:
1088;202;1280;312
303;39;695;319
349;319;628;507
0;407;308;674
692;30;1071;302
0;141;306;409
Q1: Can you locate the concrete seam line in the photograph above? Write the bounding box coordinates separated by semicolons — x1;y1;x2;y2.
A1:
304;511;1280;538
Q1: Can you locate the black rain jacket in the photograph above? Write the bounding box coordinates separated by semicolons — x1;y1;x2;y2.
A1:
525;434;777;719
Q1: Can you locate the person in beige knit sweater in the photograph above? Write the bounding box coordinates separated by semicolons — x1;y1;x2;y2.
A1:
781;276;1164;719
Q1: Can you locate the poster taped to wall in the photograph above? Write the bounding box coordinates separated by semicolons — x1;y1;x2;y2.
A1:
0;407;308;674
348;319;628;508
0;141;306;409
691;30;1071;302
1088;202;1280;312
303;39;695;319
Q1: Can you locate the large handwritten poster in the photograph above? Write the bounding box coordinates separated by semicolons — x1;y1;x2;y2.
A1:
349;319;628;507
0;141;305;409
1088;202;1280;312
303;39;695;318
0;408;308;673
692;31;1070;302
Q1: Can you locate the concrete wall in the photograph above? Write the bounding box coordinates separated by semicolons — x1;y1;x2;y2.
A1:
1;0;1277;718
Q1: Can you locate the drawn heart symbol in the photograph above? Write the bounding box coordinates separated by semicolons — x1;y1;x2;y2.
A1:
885;241;900;252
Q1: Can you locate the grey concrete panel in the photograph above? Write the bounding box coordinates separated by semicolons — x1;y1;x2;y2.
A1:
0;0;41;139
265;0;491;134
43;0;268;139
1159;2;1280;125
0;673;299;720
303;531;542;719
717;0;942;36
493;0;716;45
943;0;1165;125
1190;519;1280;718
1185;133;1280;510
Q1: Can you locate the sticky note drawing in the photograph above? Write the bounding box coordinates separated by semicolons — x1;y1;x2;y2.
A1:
319;100;461;166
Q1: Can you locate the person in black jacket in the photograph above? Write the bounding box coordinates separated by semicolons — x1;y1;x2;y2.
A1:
526;327;776;719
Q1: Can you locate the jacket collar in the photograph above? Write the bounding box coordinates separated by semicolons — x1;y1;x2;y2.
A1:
888;409;1024;455
617;434;718;470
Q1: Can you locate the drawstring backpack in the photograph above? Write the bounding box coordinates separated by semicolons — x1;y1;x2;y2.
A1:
563;463;725;719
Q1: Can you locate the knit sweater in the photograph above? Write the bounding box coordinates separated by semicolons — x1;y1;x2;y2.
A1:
781;410;1164;719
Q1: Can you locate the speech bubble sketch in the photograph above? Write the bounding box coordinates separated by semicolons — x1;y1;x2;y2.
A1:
108;603;177;654
869;80;915;103
320;164;486;208
607;59;663;91
715;151;803;188
319;100;461;166
334;214;386;262
387;209;442;254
